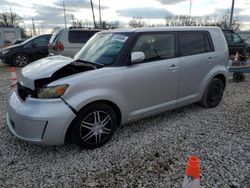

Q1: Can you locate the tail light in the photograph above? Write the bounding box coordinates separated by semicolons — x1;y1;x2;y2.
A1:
54;41;64;51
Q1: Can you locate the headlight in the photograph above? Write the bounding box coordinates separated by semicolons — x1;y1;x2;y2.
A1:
38;84;69;99
2;50;10;55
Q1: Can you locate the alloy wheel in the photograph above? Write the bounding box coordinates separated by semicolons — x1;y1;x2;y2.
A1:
14;54;29;67
79;111;113;145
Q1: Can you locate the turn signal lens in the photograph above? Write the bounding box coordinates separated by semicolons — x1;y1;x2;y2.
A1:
38;84;69;99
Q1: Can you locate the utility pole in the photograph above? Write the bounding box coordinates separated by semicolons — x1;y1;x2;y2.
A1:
9;7;13;27
70;14;75;27
90;0;97;28
41;24;44;34
62;0;67;28
32;18;36;36
30;26;33;37
99;0;102;29
229;0;235;30
188;0;193;26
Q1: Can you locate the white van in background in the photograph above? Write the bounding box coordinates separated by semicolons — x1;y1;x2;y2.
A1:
48;28;101;58
0;27;21;49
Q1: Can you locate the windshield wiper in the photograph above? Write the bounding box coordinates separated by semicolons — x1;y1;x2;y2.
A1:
73;59;104;69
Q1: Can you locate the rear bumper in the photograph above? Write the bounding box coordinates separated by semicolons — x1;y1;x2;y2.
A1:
6;91;76;145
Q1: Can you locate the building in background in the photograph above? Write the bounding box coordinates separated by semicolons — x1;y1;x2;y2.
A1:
0;27;21;49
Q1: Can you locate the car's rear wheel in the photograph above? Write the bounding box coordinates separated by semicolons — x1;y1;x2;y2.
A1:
72;103;117;149
200;78;225;108
13;53;29;67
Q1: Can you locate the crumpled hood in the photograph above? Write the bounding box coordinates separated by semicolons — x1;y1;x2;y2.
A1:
19;55;74;90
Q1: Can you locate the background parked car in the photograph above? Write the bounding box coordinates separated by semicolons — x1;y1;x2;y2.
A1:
48;28;101;57
222;30;249;58
236;30;250;41
0;34;52;67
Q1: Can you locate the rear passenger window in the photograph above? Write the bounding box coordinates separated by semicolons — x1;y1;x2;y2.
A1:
179;32;213;56
68;31;96;43
132;33;175;62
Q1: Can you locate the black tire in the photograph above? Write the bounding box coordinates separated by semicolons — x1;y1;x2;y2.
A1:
200;78;225;108
233;73;245;82
13;53;29;67
71;103;117;149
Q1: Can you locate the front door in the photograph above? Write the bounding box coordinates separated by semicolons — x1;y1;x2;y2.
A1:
122;32;180;119
30;35;50;60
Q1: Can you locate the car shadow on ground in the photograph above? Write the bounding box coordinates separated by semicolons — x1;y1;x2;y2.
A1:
6;102;202;154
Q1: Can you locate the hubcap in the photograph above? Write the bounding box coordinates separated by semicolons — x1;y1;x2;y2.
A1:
15;55;28;66
208;83;221;102
80;111;112;144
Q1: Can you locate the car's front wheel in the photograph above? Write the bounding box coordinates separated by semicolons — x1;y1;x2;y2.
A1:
200;78;225;108
71;103;117;149
13;53;29;67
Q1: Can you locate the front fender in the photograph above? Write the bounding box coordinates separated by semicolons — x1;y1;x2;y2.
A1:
62;88;128;124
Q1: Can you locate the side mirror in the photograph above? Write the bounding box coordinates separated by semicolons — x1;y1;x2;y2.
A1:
131;51;145;63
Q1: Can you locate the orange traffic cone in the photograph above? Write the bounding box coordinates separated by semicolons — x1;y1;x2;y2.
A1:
182;156;200;188
9;67;17;88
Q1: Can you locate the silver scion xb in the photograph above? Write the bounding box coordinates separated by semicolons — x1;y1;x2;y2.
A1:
7;27;229;148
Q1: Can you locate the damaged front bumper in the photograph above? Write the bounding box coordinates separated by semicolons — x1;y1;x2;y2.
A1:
6;91;76;145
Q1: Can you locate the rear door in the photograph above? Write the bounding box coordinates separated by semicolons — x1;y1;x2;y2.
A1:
177;31;215;104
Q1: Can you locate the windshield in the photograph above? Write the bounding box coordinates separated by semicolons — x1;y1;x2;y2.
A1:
74;32;130;65
20;36;37;45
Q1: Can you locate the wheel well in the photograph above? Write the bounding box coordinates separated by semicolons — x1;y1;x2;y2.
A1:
65;100;122;143
13;53;29;58
214;74;226;87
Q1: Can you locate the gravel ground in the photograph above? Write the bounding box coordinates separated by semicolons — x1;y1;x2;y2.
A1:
0;64;249;188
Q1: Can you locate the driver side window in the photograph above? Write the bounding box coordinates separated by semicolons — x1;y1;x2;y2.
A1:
132;33;175;63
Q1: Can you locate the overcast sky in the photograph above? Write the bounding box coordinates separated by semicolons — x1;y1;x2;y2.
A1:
0;0;250;32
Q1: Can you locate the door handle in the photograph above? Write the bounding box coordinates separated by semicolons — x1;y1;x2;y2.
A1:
208;57;215;63
169;64;178;71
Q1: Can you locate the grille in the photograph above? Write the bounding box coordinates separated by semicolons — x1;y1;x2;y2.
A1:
17;83;35;101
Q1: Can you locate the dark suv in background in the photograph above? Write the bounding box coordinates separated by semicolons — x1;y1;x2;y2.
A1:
0;34;52;67
223;30;249;58
49;28;101;57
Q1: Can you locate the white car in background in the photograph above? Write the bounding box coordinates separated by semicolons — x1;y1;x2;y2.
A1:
48;28;101;57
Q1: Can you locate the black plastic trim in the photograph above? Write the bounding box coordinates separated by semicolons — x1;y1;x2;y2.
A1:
41;121;48;139
60;97;77;115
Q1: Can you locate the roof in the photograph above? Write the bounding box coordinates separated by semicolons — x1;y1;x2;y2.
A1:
101;26;221;34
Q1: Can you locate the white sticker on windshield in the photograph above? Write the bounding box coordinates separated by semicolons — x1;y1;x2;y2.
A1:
112;34;128;42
